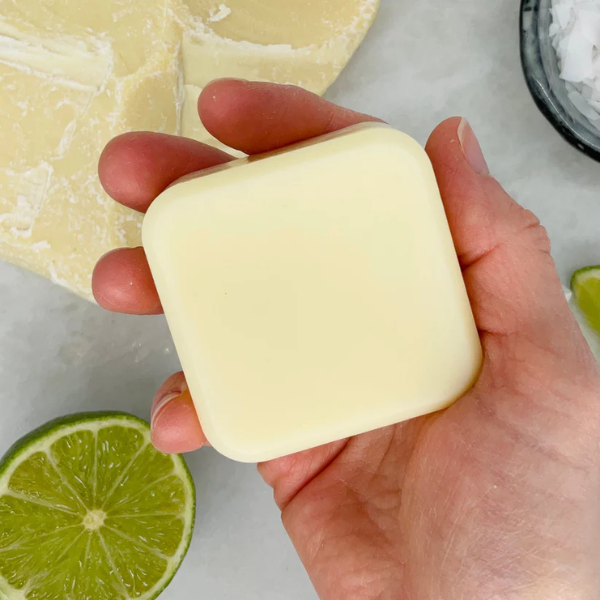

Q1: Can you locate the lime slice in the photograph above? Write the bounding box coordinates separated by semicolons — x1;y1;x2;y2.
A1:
571;266;600;335
0;412;195;600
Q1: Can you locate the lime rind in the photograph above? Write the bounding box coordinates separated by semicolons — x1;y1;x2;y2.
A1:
0;412;196;600
570;265;600;290
0;413;145;477
571;266;600;335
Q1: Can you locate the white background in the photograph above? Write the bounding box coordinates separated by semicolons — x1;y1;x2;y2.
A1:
1;0;599;598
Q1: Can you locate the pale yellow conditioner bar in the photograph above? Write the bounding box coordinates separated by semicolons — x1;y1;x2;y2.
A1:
143;123;482;463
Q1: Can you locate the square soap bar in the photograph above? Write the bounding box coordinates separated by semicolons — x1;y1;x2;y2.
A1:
143;124;482;463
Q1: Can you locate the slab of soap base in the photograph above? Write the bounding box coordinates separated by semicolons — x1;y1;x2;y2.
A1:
0;0;378;299
143;124;482;463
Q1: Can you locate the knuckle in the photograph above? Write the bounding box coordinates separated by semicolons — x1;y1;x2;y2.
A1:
517;210;552;255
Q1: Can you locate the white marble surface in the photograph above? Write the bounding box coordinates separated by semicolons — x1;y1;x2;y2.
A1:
1;0;599;598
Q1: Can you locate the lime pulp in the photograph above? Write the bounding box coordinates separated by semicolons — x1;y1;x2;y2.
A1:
0;412;195;600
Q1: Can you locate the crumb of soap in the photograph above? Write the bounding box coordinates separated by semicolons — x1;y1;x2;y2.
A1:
208;4;232;23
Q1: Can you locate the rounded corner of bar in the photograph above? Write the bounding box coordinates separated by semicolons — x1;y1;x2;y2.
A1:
392;131;429;159
453;346;484;400
358;126;430;168
141;190;178;245
141;200;162;237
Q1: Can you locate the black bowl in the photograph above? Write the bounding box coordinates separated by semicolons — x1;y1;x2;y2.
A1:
520;0;600;162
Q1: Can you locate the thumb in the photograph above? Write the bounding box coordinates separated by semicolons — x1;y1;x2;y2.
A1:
426;118;577;354
427;119;599;432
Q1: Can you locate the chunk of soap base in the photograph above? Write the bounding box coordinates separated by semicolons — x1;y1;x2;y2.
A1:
143;124;483;463
0;0;378;299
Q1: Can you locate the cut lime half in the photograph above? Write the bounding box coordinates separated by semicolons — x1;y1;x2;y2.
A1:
571;266;600;336
0;412;195;600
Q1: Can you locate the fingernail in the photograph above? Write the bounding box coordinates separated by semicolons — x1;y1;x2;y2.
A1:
458;119;490;176
151;392;180;428
151;380;188;427
206;77;248;86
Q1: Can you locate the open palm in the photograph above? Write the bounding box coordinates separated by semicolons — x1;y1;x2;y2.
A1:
93;81;600;599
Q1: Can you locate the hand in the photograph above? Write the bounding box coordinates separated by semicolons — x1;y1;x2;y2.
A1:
93;80;600;599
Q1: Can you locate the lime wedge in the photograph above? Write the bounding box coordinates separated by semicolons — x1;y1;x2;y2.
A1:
571;266;600;335
0;412;195;600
